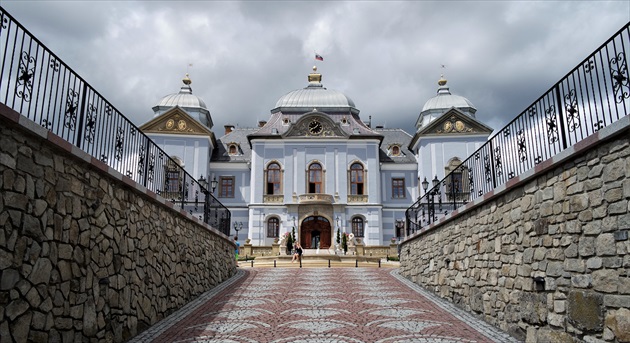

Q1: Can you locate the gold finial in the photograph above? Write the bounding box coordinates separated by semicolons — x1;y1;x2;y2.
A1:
438;74;447;86
308;66;322;83
183;73;192;85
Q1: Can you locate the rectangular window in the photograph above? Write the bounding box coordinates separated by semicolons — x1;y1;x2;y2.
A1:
166;170;180;193
219;176;235;198
392;178;406;199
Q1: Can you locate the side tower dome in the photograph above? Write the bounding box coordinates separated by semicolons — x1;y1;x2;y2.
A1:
415;76;476;130
152;74;213;128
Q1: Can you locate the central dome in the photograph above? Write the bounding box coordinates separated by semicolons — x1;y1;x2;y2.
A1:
271;67;358;114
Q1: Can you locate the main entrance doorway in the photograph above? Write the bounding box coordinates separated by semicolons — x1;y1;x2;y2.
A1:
300;216;331;249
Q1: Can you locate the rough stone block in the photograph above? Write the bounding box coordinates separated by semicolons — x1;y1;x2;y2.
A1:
605;308;630;342
567;290;604;332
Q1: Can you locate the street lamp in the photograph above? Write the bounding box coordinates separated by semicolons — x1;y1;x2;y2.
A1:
198;175;208;190
421;177;429;194
210;176;218;194
432;175;440;188
233;221;242;239
395;219;404;238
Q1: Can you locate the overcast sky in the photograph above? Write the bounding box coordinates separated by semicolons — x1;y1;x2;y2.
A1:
2;1;629;136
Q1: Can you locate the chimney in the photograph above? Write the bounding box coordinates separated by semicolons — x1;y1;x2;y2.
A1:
224;125;235;135
258;121;267;128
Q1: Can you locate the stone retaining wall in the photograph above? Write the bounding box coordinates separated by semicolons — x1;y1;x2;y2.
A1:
0;105;237;342
400;118;630;342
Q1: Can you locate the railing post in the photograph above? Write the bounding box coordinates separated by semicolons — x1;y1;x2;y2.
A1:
554;85;569;150
488;140;497;189
75;82;88;149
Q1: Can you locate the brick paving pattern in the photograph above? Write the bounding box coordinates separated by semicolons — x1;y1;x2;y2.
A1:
130;268;520;343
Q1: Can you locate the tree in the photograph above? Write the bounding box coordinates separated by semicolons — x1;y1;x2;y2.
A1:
336;228;341;245
286;231;293;255
342;233;348;254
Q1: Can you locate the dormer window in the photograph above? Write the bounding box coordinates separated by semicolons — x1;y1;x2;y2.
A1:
283;118;290;125
341;117;348;125
228;143;241;156
388;144;402;157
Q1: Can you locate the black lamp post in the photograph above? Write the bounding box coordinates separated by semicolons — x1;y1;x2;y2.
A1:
421;177;429;194
395;219;405;239
210;176;218;194
233;222;242;240
198;175;208;190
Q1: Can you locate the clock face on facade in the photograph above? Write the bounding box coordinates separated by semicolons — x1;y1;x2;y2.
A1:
309;120;323;134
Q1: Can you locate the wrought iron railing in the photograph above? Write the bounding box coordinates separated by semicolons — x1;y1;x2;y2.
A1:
406;22;630;235
0;7;231;235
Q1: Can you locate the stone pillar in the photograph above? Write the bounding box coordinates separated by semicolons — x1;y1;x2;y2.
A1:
271;243;280;256
389;243;398;257
243;244;252;257
355;243;365;256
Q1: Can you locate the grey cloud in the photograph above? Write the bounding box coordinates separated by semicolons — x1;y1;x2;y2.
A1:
1;1;628;138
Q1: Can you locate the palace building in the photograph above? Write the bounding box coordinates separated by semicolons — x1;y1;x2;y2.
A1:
140;67;493;251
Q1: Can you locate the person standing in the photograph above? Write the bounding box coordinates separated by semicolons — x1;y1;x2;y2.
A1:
234;236;240;266
296;243;303;263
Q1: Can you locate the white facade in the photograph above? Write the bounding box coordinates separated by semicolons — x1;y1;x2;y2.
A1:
141;70;493;250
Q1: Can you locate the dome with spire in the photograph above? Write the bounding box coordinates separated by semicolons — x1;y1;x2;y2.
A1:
416;76;476;129
152;74;213;128
271;66;359;114
421;76;476;114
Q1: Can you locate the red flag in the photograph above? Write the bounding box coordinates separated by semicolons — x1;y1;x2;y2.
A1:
315;53;324;61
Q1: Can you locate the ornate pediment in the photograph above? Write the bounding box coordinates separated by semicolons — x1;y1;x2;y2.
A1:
140;107;212;136
424;110;493;135
284;113;348;138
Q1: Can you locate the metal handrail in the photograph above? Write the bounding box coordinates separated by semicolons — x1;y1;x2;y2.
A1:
406;22;630;235
0;6;231;235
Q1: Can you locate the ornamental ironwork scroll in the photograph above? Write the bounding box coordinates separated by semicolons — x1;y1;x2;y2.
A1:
16;52;35;102
610;52;629;104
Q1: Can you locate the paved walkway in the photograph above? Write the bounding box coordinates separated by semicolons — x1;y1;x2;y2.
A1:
129;268;520;343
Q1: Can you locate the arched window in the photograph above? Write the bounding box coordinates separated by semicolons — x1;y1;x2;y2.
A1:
352;217;364;237
308;163;323;193
267;217;279;238
444;157;469;201
349;163;364;195
229;144;238;155
391;146;400;156
266;162;281;195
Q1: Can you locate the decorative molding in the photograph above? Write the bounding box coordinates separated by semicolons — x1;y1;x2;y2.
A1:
348;195;368;203
298;193;335;204
263;195;284;203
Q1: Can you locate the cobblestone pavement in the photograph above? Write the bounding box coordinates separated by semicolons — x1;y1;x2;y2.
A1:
129;268;520;343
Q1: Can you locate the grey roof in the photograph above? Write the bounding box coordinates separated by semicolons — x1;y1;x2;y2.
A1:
212;128;258;162
374;128;417;164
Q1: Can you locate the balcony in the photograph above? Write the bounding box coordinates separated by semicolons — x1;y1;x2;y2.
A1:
348;195;368;203
263;195;284;203
298;193;334;204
